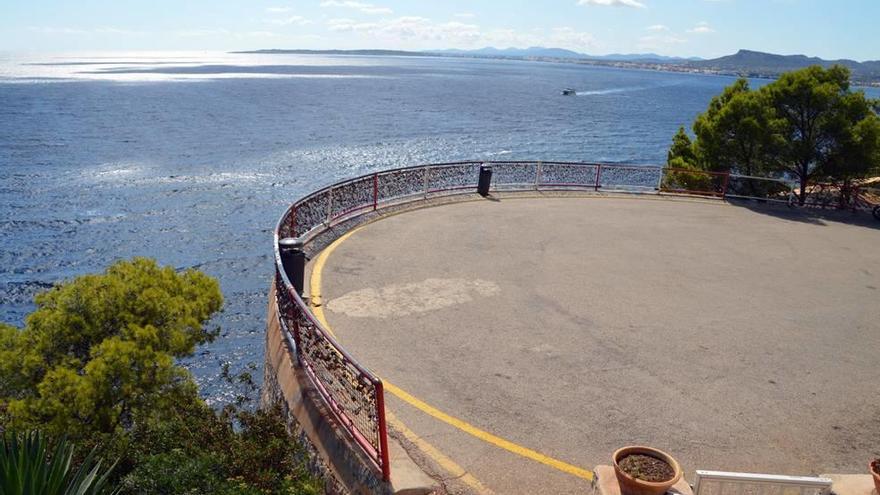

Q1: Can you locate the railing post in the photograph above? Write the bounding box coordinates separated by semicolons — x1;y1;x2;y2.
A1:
595;163;602;191
721;171;731;198
375;381;391;482
289;301;303;366
535;162;542;190
657;167;665;192
423;166;429;199
373;173;379;211
326;188;333;223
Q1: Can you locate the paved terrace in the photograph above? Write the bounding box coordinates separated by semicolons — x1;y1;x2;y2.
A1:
309;195;880;495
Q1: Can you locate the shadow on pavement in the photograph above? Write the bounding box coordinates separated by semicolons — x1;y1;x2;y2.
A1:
727;198;880;230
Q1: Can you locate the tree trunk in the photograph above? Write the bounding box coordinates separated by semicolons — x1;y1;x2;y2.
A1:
798;171;808;206
798;162;810;206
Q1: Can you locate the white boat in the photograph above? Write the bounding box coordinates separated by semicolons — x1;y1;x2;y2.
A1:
561;88;576;95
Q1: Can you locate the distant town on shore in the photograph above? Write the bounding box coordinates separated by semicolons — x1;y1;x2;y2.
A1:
236;47;880;87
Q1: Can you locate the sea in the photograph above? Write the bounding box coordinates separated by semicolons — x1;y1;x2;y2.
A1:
2;51;876;403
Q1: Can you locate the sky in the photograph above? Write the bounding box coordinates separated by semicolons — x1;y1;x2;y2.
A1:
1;0;878;61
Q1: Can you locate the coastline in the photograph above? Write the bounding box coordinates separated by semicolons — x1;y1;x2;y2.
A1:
235;48;880;88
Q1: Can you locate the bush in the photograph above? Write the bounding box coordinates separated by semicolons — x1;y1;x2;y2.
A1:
0;259;322;494
0;431;118;495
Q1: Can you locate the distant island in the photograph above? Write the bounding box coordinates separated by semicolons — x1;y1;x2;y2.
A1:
235;48;880;87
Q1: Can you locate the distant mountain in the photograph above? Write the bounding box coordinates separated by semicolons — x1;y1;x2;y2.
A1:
431;47;700;62
234;47;880;85
233;49;426;56
432;46;589;59
588;53;702;62
684;49;880;83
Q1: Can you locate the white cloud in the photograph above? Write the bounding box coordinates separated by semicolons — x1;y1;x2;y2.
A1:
638;33;686;50
326;17;597;52
320;0;393;15
687;21;715;33
27;26;146;35
266;15;313;26
328;16;480;44
549;27;596;50
577;0;646;8
646;24;669;31
239;31;281;38
176;28;230;37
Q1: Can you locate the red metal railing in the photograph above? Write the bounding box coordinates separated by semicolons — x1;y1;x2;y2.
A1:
272;160;806;483
273;258;391;481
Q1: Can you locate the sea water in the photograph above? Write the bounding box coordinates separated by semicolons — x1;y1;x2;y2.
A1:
3;51;875;402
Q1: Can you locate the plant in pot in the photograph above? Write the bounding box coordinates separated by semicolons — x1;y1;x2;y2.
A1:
613;446;683;495
870;458;880;495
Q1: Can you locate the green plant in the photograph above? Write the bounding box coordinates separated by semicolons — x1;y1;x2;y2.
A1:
0;257;223;439
669;65;880;204
0;259;321;494
0;431;118;495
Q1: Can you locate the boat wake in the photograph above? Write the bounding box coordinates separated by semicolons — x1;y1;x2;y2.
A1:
575;82;680;96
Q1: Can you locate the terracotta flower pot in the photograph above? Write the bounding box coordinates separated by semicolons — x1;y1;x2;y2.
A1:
613;446;683;495
870;459;880;495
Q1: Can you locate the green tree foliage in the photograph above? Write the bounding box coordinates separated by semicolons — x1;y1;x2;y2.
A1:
764;65;872;203
692;79;783;176
665;126;716;193
667;126;697;169
118;401;321;495
669;65;880;204
0;259;322;494
0;431;118;495
0;258;223;439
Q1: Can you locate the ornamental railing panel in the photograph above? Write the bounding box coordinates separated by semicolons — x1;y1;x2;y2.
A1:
291;189;331;238
492;161;540;188
377;167;428;202
273;269;390;481
600;164;662;191
539;162;600;188
426;162;480;193
330;175;376;220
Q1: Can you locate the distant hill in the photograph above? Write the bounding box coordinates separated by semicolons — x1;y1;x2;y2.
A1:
432;46;700;62
591;53;703;62
432;46;588;59
237;46;703;63
234;49;426;56
683;49;880;84
234;47;880;85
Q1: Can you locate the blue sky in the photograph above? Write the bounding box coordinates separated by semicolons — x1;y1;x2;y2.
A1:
1;0;877;60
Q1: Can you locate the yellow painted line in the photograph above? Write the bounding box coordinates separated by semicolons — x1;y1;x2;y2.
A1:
386;410;495;495
309;223;595;485
309;225;493;494
309;225;366;321
384;381;594;482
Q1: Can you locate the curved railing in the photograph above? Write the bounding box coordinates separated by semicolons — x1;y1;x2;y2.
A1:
272;160;798;482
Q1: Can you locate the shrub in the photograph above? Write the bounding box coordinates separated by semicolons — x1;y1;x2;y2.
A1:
0;431;118;495
0;259;322;494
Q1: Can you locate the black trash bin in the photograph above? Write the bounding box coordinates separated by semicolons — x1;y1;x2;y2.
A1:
478;165;493;197
278;237;306;295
